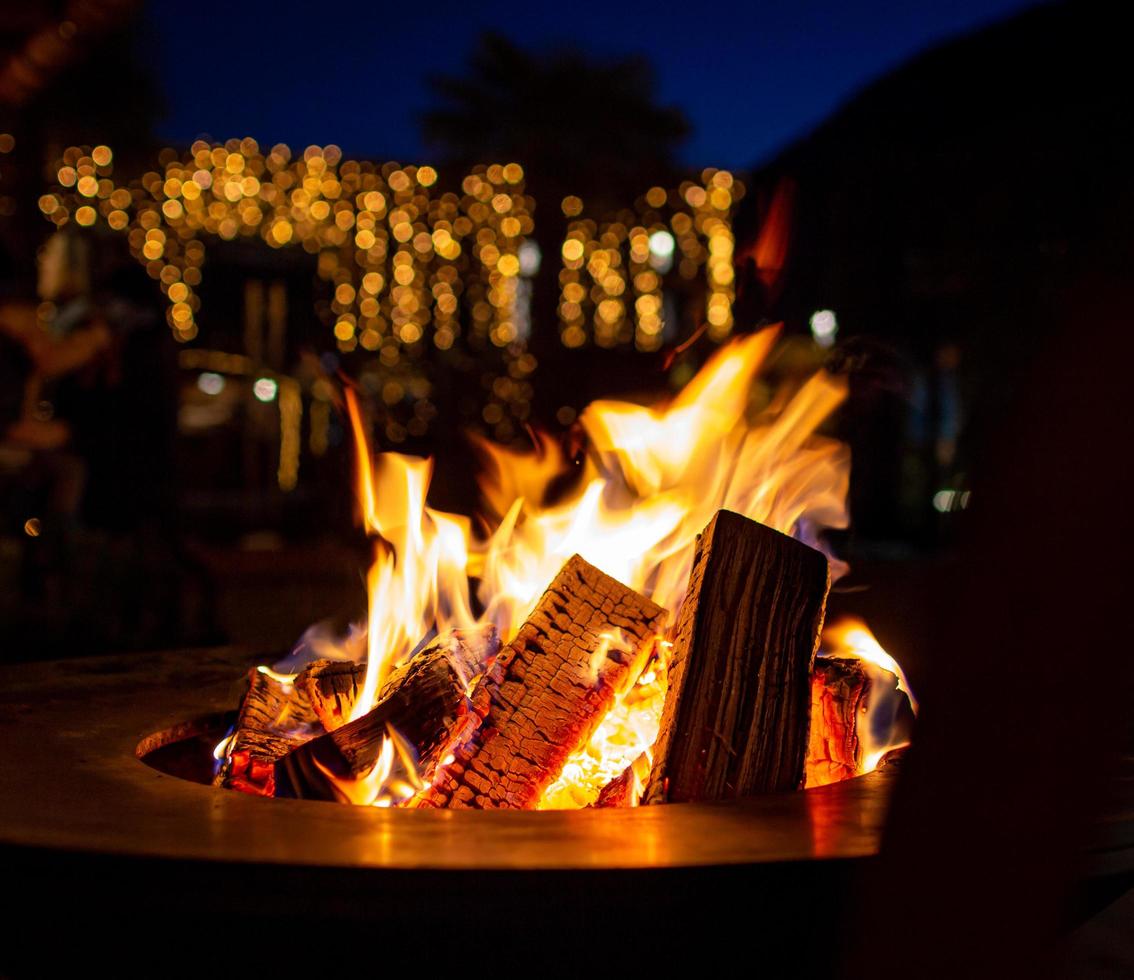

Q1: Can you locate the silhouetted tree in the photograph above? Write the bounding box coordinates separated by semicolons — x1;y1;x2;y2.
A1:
422;33;688;208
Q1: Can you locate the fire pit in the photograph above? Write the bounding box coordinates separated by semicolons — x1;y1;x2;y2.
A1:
200;332;914;815
1;644;896;971
2;332;920;970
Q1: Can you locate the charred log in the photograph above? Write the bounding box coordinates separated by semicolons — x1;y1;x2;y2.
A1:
277;626;498;801
213;668;319;796
416;555;667;809
295;624;496;733
805;656;870;787
296;660;366;733
593;754;650;808
645;510;830;803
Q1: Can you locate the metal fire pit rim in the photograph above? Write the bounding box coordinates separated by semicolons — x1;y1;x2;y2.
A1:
0;646;895;873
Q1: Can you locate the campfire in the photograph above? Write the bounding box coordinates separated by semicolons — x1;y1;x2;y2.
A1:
213;327;915;808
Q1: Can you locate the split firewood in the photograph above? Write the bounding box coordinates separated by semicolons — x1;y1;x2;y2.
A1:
295;623;497;733
213;668;320;796
415;555;667;809
296;660;366;732
387;622;498;693
805;656;870;787
593;753;651;808
645;510;830;803
276;626;499;801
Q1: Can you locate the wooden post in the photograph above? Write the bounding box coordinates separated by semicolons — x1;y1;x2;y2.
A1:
645;510;830;803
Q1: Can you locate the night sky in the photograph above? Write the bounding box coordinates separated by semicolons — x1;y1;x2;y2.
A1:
143;0;1043;169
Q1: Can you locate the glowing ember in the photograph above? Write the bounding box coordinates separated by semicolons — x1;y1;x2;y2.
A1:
821;617;917;774
540;639;671;809
218;326;915;807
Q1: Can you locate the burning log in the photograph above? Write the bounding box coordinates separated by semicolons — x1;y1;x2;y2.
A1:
296;660;366;732
645;510;829;803
213;668;319;796
594;767;638;808
277;626;499;801
416;555;667;809
806;656;870;787
594;753;650;808
295;624;495;733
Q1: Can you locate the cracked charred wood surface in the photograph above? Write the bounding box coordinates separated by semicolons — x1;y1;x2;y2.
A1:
416;555;667;810
297;660;366;733
276;627;498;801
806;657;869;788
214;669;319;796
646;511;830;803
297;624;497;733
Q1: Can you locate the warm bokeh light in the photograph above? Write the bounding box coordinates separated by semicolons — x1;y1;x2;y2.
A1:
39;141;749;451
41;142;744;362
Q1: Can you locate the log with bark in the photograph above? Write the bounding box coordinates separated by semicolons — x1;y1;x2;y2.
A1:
276;625;499;801
213;668;320;796
805;656;870;787
295;624;495;733
645;510;830;803
296;660;367;733
415;555;668;809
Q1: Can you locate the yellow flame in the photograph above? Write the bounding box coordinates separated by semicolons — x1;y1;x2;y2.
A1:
315;733;396;806
822;616;917;774
471;329;849;637
313;329;873;806
212;732;236;762
344;389;477;722
256;665;297;686
541;638;671;809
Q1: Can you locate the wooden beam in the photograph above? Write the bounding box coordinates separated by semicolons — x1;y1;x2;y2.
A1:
645;510;829;803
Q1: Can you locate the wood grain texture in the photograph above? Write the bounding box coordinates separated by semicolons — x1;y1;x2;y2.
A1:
805;657;869;788
297;660;366;732
277;626;498;801
645;510;830;803
416;555;667;809
214;669;319;796
296;624;497;733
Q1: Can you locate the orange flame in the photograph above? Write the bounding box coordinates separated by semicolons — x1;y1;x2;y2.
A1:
470;328;849;640
250;327;895;807
313;724;425;807
821;617;917;774
343;388;477;721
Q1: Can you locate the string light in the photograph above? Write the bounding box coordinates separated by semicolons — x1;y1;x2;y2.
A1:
39;141;744;447
42;141;741;352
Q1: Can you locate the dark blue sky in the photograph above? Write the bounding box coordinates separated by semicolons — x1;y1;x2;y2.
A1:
144;0;1043;169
